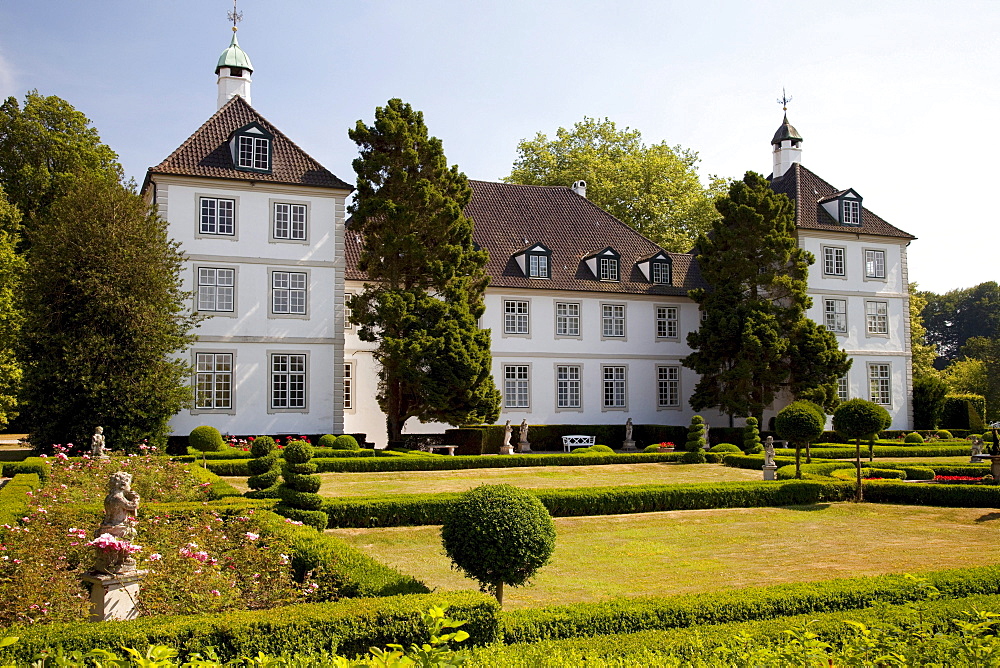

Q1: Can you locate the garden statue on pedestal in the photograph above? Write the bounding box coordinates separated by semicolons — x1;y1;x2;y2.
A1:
622;417;637;452
81;471;146;621
91;426;108;459
517;419;532;453
500;420;514;455
972;423;1000;482
762;436;777;480
971;436;984;463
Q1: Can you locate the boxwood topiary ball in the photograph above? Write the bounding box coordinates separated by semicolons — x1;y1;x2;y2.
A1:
283;440;314;464
332;435;360;450
189;425;224;453
250;435;276;458
904;432;925;444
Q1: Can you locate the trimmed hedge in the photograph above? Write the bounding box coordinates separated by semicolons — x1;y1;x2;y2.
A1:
863;479;1000;507
2;457;50;479
187;463;243;499
943;394;987;431
0;472;41;525
0;590;500;663
320;480;852;528
774;445;972;459
457;424;689;454
501;564;1000;644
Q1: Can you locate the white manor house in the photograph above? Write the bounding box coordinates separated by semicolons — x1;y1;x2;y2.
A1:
143;33;915;445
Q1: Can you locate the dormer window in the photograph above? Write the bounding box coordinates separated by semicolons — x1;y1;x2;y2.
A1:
584;247;622;283
229;122;272;174
528;252;550;278
599;257;619;281
843;199;860;225
513;243;552;279
651;261;670;284
819;188;863;227
636;251;672;285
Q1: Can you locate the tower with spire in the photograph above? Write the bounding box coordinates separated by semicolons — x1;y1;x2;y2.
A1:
771;92;802;178
216;6;253;109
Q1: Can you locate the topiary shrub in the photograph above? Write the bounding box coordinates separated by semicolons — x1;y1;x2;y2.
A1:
685;416;706;453
588;444;615;454
643;444;664;453
833;399;892;502
942;394;986;431
332;435;360;451
710;443;741;453
318;434;338;448
276;440;327;529
775;401;825;479
246;436;281;498
904;432;925;444
937;429;953;440
748;444;764;454
743;417;762;453
189;425;224;454
441;484;555;606
681;449;706;464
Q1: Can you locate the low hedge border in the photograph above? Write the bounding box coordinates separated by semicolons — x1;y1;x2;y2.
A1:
187;463;244;499
501;564;1000;644
774;445;972;459
321;480;852;528
180;447;378;461
774;462;936;481
2;457;50;479
0;472;41;525
0;590;500;663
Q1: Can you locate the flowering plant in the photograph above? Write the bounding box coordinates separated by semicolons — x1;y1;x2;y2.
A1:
87;533;142;554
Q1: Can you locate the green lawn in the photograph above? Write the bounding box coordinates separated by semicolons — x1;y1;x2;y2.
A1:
330;503;1000;609
223;462;763;496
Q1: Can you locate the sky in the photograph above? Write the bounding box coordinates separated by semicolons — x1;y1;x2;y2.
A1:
0;0;997;295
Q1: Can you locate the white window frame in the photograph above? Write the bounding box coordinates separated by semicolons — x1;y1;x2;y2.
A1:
656;365;681;409
843;199;861;225
503;299;530;336
656;306;678;339
197;196;237;238
196;266;236;314
343;362;354;411
555;302;581;338
651;261;671;285
193;351;234;413
269;352;308;412
503;364;531;409
823;246;846;277
866;301;889;336
824;298;847;334
527;253;550;279
344;293;353;330
270;269;309;318
238;135;270;171
555;364;582;410
602;365;627;410
599;257;620;282
271;201;309;243
601;303;626;339
864;249;886;279
837;374;849;402
868;363;892;406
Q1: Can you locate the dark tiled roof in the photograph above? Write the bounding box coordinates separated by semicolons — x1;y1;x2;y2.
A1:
346;180;704;296
769;163;915;240
147;96;351;190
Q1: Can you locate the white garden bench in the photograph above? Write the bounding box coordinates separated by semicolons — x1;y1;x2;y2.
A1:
562;435;596;453
428;445;457;456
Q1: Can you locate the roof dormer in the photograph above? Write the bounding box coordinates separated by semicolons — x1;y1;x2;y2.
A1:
820;188;863;226
584;247;621;282
229;121;272;174
513;243;552;279
636;251;672;285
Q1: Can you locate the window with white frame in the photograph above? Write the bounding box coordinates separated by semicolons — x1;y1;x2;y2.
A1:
343;363;353;410
651;261;671;285
866;301;888;335
555;302;580;336
197;267;235;312
273;203;307;240
602;304;625;338
823;246;846;276
195;353;232;409
237;135;270;171
599;257;619;281
528;253;549;278
272;271;307;315
271;354;306;409
869;363;891;406
843;199;861;225
837;374;849;402
865;250;886;279
344;293;353;329
603;365;626;408
199;197;235;235
504;300;529;334
556;365;581;409
657;366;680;408
824;298;847;333
504;365;530;408
656;306;678;338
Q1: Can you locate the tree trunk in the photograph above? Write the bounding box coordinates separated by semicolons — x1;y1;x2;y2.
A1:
869;437;874;462
495;581;504;606
855;437;864;502
795;444;801;479
805;442;812;464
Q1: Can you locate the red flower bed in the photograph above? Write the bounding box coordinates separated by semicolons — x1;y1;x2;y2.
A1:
935;475;984;482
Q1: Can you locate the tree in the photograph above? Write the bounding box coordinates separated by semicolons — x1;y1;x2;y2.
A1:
921;282;1000;364
912;375;949;430
0;91;122;240
348;99;500;443
504;117;726;252
19;173;195;451
683;172;850;422
908;283;938;379
952;337;1000;421
775;401;825;479
832;399;891;502
0;188;24;429
441;484;555;605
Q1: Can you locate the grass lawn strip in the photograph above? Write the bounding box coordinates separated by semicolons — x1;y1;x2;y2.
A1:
330;503;1000;609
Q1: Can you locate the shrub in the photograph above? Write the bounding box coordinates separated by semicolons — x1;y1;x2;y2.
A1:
188;425;224;453
775;401;825;478
937;429;954;439
318;434;338;448
743;417;761;453
710;443;741;453
247;436;281;496
904;432;925;444
332;435;360;450
942;394;987;431
441;485;556;605
277;440;327;529
588;444;615;454
832;399;892;501
748;444;764;454
913;375;949;429
831;467;906;481
680;450;706;464
643;444;664;453
685;416;706;452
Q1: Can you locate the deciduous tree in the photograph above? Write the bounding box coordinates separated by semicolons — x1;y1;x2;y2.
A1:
921;282;1000;364
348;99;501;443
505;117;726;252
0;188;23;429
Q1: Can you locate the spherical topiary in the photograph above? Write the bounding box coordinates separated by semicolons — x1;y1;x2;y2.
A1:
936;430;953;440
833;399;892;442
570;446;593;455
710;443;741;453
441;484;555;605
643;444;664;453
685;415;706;453
743;417;762;453
318;434;338;448
332;435;360;450
589;444;615;454
189;425;224;453
250;436;276;458
283;440;314;464
681;449;706;464
904;432;925;444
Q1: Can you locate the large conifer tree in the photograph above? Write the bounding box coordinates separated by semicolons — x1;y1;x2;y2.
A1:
348;99;500;443
683;171;850;421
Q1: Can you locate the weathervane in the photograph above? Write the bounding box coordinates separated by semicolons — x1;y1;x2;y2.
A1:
228;0;243;32
777;88;792;112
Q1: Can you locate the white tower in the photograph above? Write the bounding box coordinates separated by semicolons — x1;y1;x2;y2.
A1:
216;29;253;109
771;112;802;178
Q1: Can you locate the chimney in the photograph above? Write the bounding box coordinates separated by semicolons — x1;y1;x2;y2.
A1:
571;180;587;198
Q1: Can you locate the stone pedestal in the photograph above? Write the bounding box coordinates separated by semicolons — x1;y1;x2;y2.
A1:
622;439;637;452
517;440;532;453
499;445;515;455
81;570;147;622
762;464;778;481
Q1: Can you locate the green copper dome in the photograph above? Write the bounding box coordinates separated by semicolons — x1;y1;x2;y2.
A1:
771;113;802;145
216;31;253;74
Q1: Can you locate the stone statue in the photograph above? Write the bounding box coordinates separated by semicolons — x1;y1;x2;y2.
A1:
625;418;633;441
764;436;775;468
972;436;984;457
93;471;141;574
502;420;512;448
519;419;529;443
91;426;108;459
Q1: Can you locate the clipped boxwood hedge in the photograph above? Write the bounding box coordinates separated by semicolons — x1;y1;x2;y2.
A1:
187;463;243;499
0;590;500;663
2;457;50;479
501;564;1000;644
0;472;41;525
